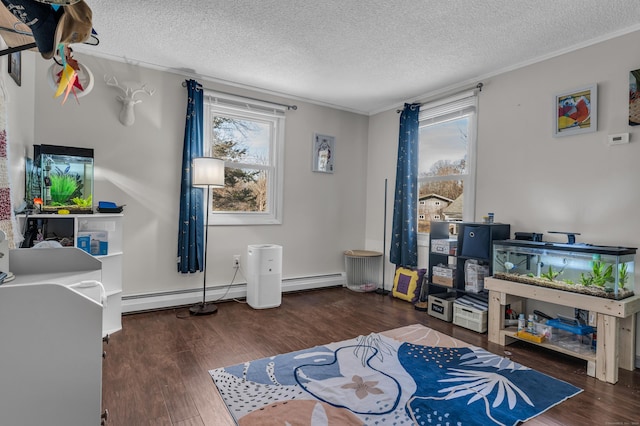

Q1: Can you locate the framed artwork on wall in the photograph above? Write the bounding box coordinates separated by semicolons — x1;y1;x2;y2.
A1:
553;84;597;137
629;69;640;125
312;133;335;173
8;51;21;87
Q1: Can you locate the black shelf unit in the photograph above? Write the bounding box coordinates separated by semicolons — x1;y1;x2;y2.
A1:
427;221;511;298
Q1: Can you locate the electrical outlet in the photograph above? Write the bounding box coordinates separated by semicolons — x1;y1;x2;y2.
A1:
233;255;240;268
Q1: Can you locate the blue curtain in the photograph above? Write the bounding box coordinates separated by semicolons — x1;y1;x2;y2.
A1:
390;103;420;268
177;80;205;273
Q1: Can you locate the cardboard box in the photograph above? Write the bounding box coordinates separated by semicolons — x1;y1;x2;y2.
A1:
428;293;456;322
77;231;108;256
76;235;91;254
432;265;455;287
431;239;457;255
432;275;454;287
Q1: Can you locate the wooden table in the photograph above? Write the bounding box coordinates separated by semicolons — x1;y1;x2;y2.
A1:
485;277;640;384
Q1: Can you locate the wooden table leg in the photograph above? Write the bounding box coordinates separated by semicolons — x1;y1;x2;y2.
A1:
596;313;619;384
618;313;636;371
487;290;504;345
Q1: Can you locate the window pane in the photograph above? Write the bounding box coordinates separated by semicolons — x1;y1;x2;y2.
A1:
419;116;468;177
211;168;268;213
417;180;464;233
211;115;271;165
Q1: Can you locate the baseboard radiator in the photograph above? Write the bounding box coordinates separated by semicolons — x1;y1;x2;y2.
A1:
122;272;346;313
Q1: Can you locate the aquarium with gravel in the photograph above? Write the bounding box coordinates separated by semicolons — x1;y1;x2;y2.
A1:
26;144;94;213
492;239;635;300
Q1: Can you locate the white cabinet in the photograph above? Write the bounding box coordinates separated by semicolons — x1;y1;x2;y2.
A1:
0;248;106;425
17;213;124;336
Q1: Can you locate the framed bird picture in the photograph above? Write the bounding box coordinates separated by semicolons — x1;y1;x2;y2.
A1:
554;84;597;137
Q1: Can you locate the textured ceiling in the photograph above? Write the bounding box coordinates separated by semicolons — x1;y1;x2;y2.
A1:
75;0;640;115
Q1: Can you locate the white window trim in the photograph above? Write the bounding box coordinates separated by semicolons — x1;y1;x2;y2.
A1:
418;90;479;234
204;91;285;225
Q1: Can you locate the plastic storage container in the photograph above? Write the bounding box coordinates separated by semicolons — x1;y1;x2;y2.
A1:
492;239;636;300
453;303;488;333
546;318;595;354
428;293;456;322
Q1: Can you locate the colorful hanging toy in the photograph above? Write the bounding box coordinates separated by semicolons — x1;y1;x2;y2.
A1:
54;45;85;104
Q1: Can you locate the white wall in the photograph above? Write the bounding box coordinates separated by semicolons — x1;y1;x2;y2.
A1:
1;43;36;233
8;52;369;301
366;30;640;284
9;29;640;308
365;30;640;364
477;30;640;250
365;108;399;288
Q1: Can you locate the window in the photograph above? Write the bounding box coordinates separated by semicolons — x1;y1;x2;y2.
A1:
203;92;285;225
417;91;478;234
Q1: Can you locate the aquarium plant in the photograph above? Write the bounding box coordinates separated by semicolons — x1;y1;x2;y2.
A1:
618;263;628;289
541;266;560;281
49;166;83;205
580;261;614;287
72;195;92;208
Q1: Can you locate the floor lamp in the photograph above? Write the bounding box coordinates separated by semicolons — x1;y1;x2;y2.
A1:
189;157;225;316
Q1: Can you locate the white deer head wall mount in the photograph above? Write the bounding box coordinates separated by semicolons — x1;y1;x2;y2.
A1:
105;75;156;126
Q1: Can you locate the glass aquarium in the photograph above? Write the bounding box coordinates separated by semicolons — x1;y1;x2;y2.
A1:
26;145;94;213
492;240;635;300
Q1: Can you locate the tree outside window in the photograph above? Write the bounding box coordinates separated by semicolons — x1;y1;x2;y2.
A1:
204;95;285;225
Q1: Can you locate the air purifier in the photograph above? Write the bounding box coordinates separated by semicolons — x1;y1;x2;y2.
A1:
246;244;282;309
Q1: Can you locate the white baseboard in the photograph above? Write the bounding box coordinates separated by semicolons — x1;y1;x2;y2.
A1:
122;273;346;313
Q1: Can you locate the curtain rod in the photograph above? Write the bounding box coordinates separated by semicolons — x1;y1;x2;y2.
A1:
181;80;298;110
397;82;483;113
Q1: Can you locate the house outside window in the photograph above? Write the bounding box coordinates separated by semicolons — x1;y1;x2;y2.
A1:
417;91;478;235
203;92;285;225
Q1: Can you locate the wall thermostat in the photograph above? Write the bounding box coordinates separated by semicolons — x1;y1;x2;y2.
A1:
607;133;629;145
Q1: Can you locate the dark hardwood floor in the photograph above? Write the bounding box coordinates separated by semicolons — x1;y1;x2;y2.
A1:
102;287;640;425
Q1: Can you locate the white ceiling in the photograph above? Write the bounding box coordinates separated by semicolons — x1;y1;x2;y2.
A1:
76;0;640;115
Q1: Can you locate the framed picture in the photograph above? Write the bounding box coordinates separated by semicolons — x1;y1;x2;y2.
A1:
629;69;640;125
312;133;335;173
554;84;597;137
8;51;21;87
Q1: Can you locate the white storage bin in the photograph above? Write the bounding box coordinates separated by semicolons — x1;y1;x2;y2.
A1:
428;293;456;322
453;303;488;333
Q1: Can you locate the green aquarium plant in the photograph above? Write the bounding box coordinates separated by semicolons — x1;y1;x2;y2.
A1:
541;266;560;281
71;195;92;208
618;263;628;289
580;261;614;287
49;167;84;205
580;272;593;286
50;174;78;205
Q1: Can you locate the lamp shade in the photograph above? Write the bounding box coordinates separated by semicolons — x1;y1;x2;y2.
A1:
192;157;225;187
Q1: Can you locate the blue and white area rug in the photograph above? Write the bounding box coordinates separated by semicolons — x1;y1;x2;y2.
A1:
210;324;581;425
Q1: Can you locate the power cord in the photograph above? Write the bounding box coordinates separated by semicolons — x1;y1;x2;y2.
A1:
176;264;247;319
